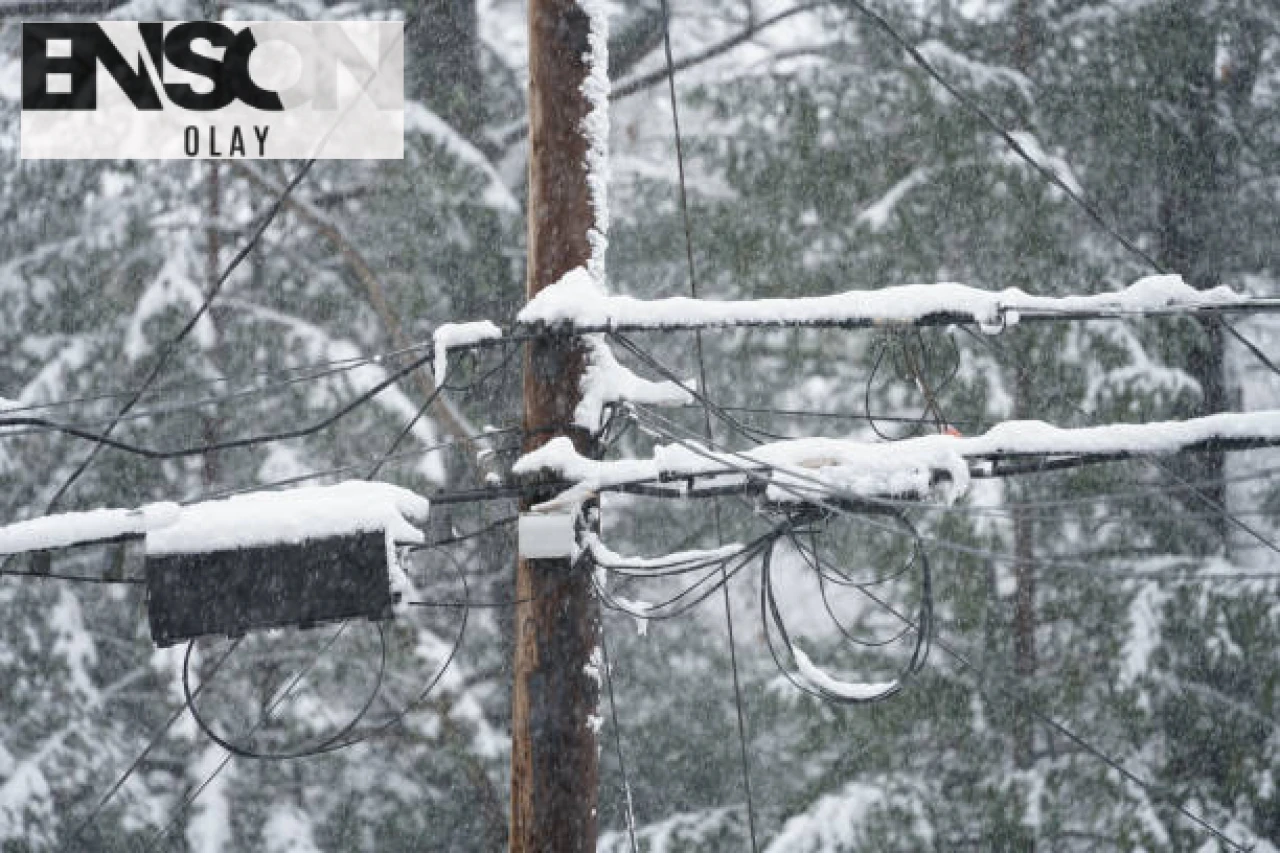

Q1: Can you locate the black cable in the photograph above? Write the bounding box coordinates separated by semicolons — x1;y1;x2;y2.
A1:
0;349;433;460
625;398;1250;847
837;0;1280;391
956;326;1280;555
150;548;469;850
0;338;520;462
43;159;319;516
0;340;436;421
702;403;984;430
657;3;760;844
626;402;1243;576
592;529;787;621
0;567;143;584
809;547;1252;853
181;623;387;761
761;512;931;705
60;637;246;852
599;626;639;853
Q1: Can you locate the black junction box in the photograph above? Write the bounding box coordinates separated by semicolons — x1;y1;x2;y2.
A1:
145;531;395;647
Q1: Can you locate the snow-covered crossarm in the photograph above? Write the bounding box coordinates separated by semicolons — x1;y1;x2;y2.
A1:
0;482;430;557
516;271;1274;333
513;410;1280;511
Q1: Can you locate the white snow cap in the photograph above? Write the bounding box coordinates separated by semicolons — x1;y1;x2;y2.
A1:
575;335;694;431
146;481;430;556
0;483;430;557
518;273;1246;331
433;320;503;386
512;410;1280;512
581;0;610;280
0;503;179;556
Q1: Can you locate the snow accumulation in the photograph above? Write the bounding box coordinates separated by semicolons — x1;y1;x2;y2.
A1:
146;481;430;556
432;320;503;386
576;335;694;431
0;503;179;556
1002;130;1084;197
915;39;1033;100
517;273;1246;331
793;645;898;702
583;531;745;571
513;410;1280;512
0;482;430;557
581;0;610;281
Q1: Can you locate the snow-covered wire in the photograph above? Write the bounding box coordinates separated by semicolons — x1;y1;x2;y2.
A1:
760;511;932;704
624;403;1271;577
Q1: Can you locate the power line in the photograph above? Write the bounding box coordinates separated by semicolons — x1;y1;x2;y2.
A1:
61;638;246;852
42;160;320;517
835;0;1280;394
801;542;1251;852
657;3;761;849
0;338;519;461
599;625;639;853
0;341;433;420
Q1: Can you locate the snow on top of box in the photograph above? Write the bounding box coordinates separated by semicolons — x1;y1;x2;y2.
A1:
0;482;430;558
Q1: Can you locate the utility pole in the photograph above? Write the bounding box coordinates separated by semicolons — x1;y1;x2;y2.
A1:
512;2;601;852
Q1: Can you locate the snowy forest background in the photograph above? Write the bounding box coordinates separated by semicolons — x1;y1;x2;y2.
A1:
1;0;1279;850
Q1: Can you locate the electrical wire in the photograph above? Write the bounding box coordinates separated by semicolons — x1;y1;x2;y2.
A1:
0;337;520;461
60;637;246;852
181;623;387;760
836;0;1280;394
43;158;320;517
760;513;932;704
657;4;760;847
804;544;1252;853
0;342;433;425
955;325;1280;554
599;625;639;853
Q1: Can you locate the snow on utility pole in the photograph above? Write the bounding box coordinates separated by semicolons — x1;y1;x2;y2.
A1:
512;1;604;851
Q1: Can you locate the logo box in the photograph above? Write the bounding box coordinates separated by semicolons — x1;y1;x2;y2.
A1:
21;21;404;160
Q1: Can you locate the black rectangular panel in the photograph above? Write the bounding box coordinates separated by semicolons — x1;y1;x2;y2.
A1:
146;531;395;647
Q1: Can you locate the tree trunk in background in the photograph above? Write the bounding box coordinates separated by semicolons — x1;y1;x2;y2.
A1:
1156;2;1230;550
202;161;222;488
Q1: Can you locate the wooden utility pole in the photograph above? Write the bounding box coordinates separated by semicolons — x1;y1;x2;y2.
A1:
512;2;601;852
